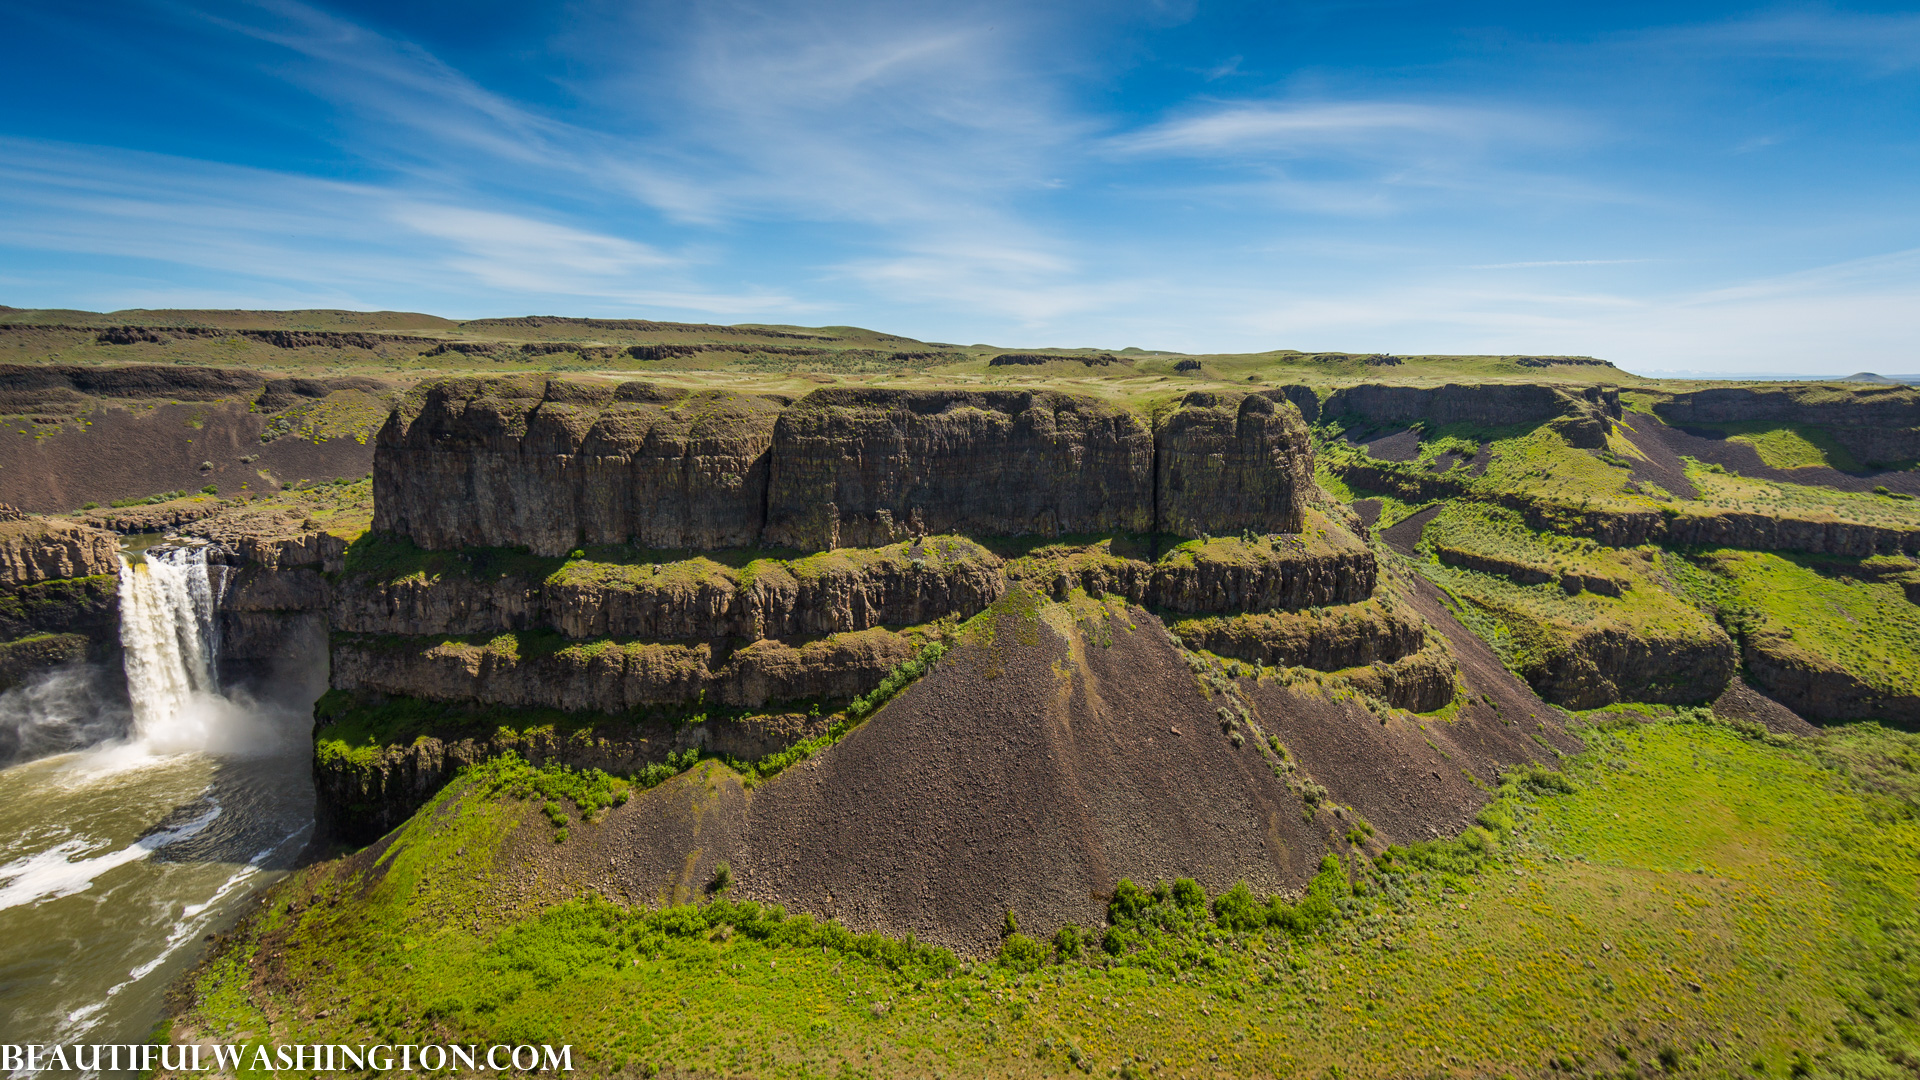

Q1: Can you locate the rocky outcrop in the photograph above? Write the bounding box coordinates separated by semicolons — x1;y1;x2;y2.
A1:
373;379;1323;554
372;377;786;556
1333;640;1458;713
1012;516;1376;613
0;573;119;644
1741;631;1920;726
1664;512;1920;557
331;537;1006;640
1170;598;1425;670
313;708;836;844
0;362;265;405
1147;525;1375;613
1330;455;1920;557
1156;391;1313;536
1654;385;1920;467
764;389;1155;549
0;633;90;692
1430;545;1626;597
0;519;122;687
1518;623;1737;710
551;543;1004;641
0;519;120;585
253;376;392;412
1324;383;1620;448
330;627;918;712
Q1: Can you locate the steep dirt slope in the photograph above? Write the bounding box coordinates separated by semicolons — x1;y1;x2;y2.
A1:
1243;570;1578;845
0;402;377;512
1624;411;1920;495
558;594;1327;953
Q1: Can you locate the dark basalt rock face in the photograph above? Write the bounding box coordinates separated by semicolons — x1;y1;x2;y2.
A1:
1742;631;1920;726
330;627;917;713
1654;385;1920;467
372;379;1322;554
0;518;124;692
1324;382;1621;448
372;377;785;556
763;389;1157;549
1157;391;1313;537
330;539;1008;641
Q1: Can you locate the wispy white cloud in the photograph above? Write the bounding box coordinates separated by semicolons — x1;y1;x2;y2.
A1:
1111;101;1579;158
1468;259;1653;269
0;137;798;315
1210;248;1920;373
1638;10;1920;71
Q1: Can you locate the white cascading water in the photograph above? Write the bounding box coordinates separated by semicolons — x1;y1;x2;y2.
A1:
116;543;224;743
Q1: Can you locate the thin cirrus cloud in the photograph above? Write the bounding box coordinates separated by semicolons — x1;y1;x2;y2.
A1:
1109;101;1581;159
0;137;791;315
1633;9;1920;70
188;0;727;223
1468;259;1654;270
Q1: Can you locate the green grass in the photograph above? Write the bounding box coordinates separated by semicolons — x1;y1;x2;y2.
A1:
1317;418;1666;522
1416;543;1722;687
1686;462;1920;530
1685;421;1866;472
178;719;1920;1078
1695;550;1920;698
1422;501;1625;586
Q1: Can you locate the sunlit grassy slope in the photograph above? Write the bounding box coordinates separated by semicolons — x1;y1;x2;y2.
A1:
177;717;1919;1079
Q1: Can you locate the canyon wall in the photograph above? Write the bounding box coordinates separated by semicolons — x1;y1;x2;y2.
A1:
763;389;1155;549
0;515;123;691
1321;382;1621;448
1155;391;1313;537
1654;385;1920;467
372;377;784;555
372;381;1321;555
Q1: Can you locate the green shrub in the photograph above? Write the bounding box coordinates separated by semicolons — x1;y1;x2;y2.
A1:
1503;762;1575;795
1210;882;1264;933
466;751;634;833
998;932;1046;972
1171;878;1206;909
1108;878;1152;923
633;747;701;789
1052;924;1082;960
709;861;732;894
847;641;947;721
200;484;218;495
109;489;187;508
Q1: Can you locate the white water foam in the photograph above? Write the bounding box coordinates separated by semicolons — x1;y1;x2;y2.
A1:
0;665;126;764
43;819;312;1055
0;540;316;1061
0;804;221;912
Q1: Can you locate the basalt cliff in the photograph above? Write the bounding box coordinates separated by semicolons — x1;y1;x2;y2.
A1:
372;379;1316;556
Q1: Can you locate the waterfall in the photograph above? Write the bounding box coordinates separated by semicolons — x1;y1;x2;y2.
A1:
116;544;230;748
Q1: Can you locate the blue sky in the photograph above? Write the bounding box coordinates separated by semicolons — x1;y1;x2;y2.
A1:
2;2;1918;373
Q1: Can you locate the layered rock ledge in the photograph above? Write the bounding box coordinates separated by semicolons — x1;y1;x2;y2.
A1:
370;380;1318;556
331;626;921;713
